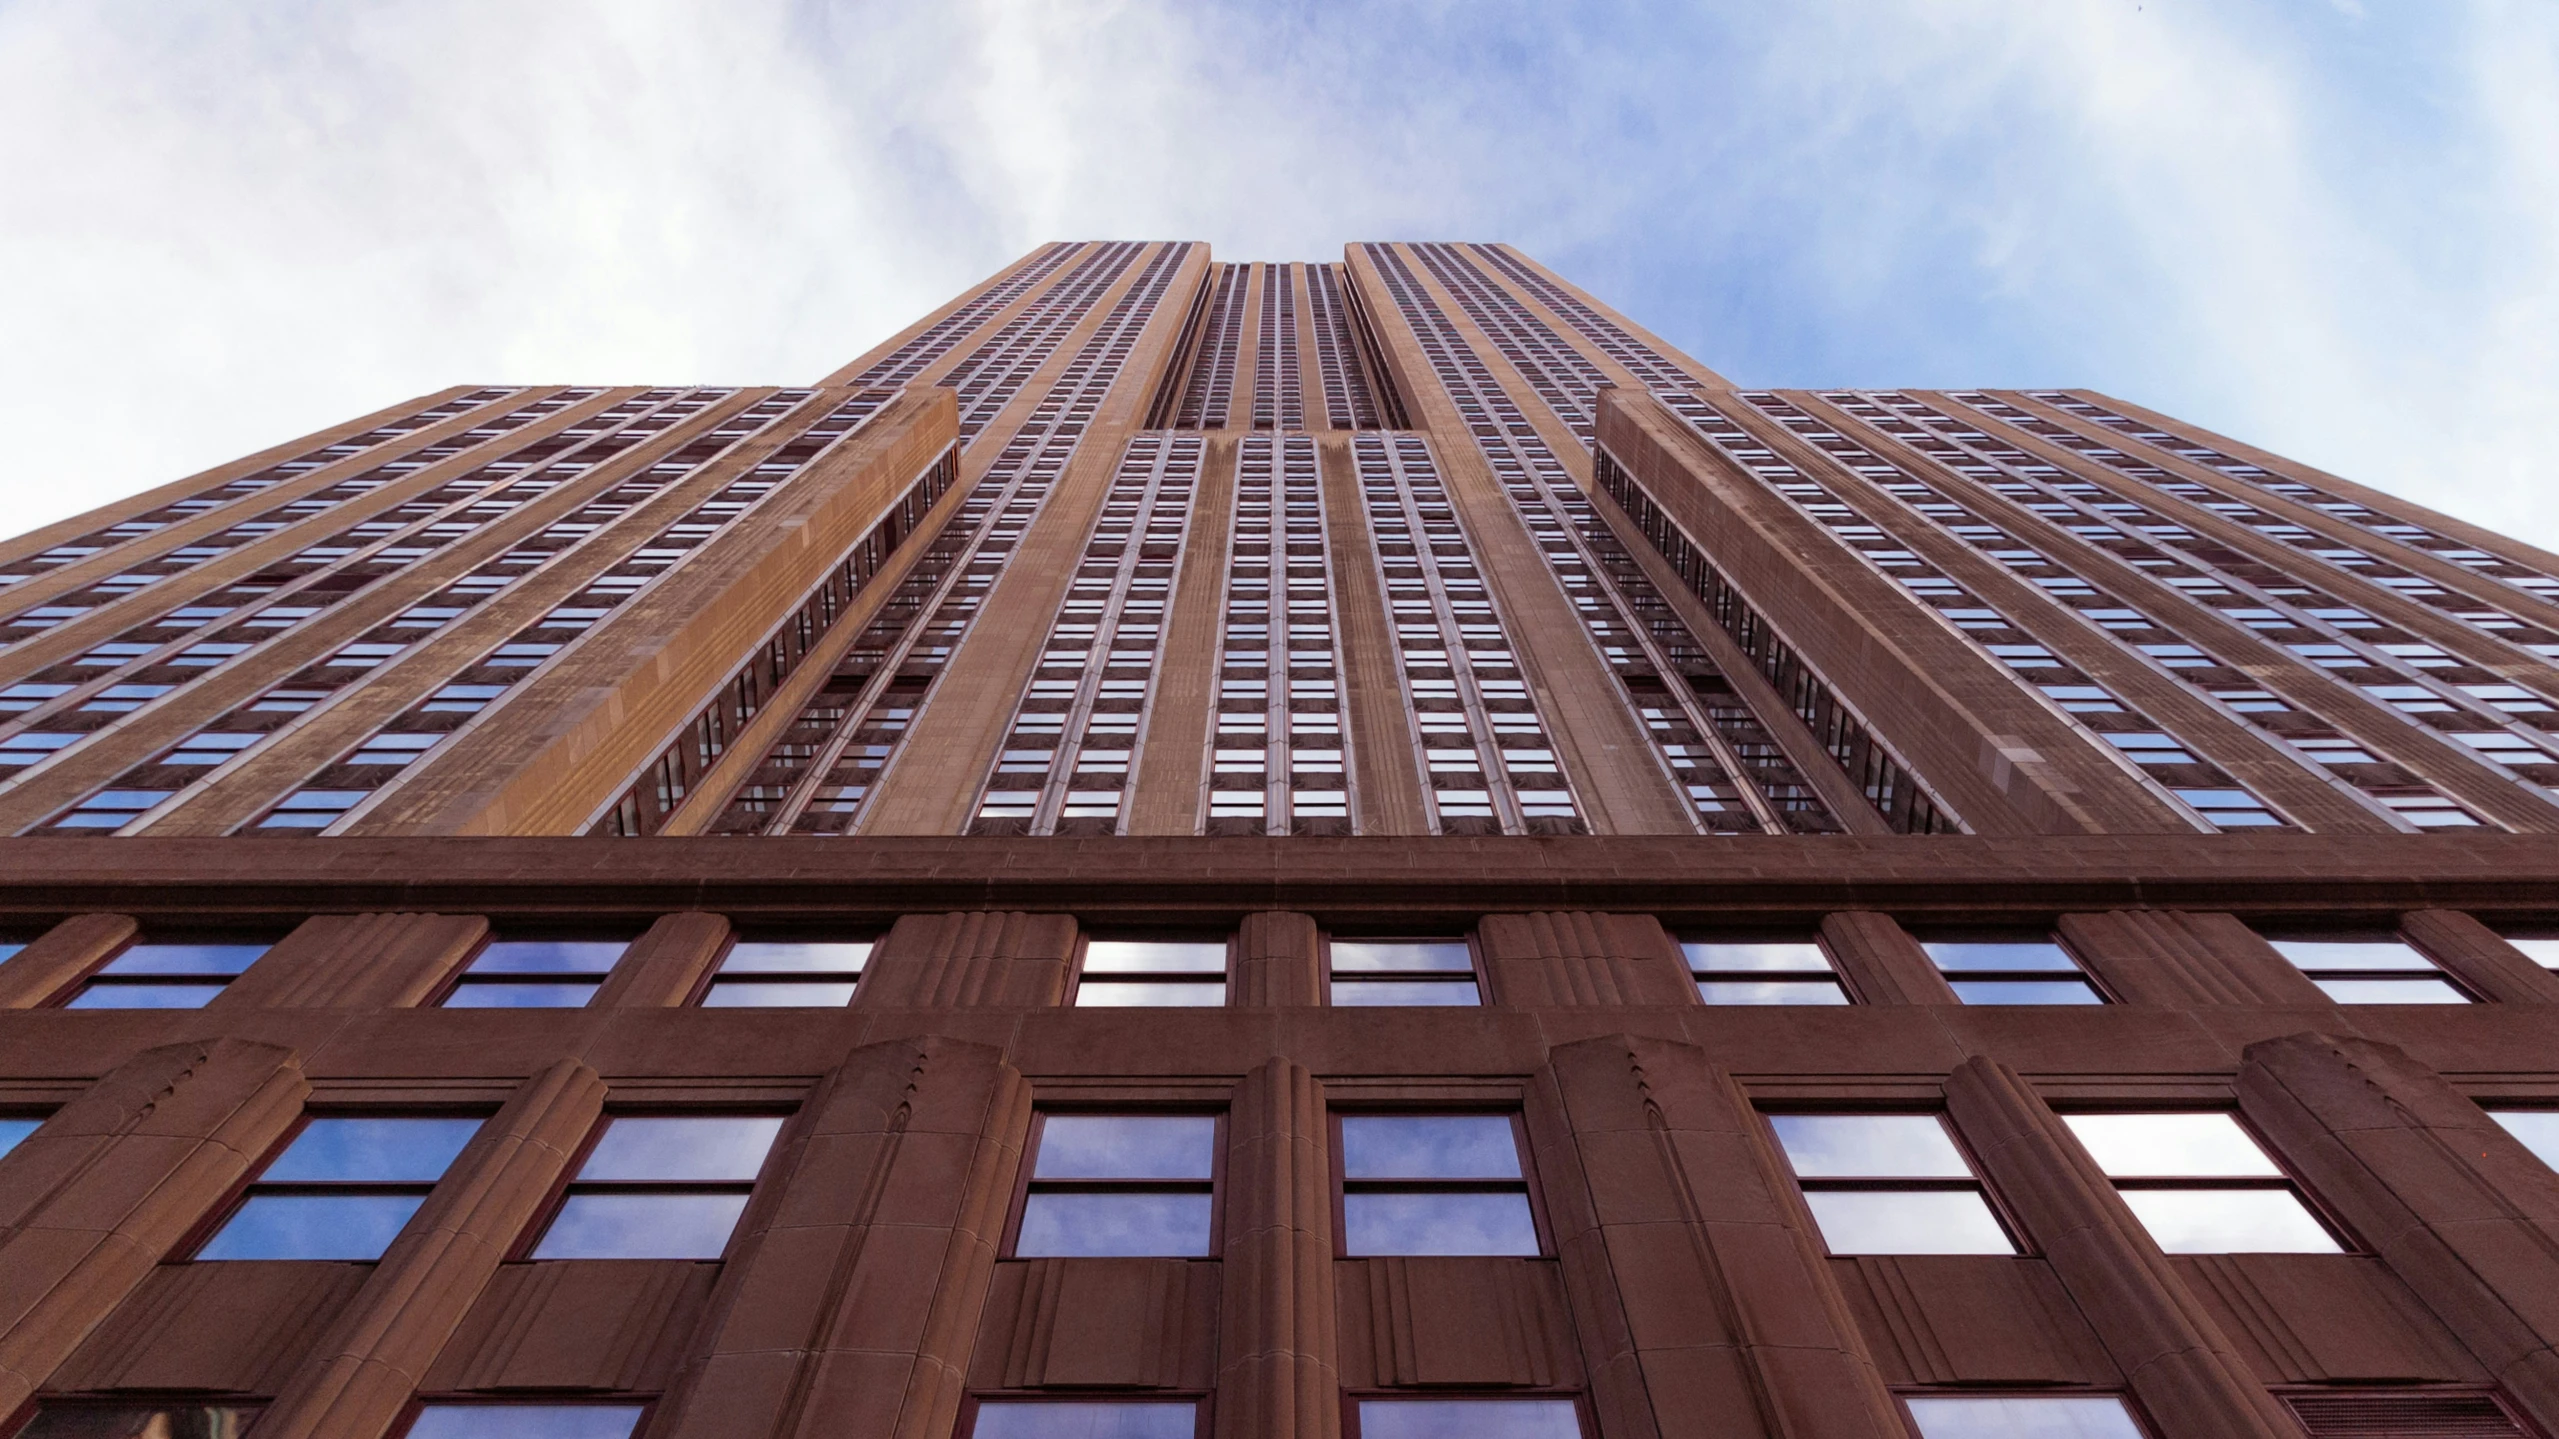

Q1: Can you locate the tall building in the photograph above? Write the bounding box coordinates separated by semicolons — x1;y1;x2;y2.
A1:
3;242;2559;1439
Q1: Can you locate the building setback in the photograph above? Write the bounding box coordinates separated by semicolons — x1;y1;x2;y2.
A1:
2;243;2559;1439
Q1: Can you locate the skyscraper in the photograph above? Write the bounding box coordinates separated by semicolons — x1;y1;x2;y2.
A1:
3;243;2559;1439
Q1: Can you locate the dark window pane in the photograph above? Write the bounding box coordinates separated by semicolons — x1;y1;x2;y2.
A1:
579;1116;784;1181
1017;1191;1214;1257
469;941;627;974
1330;979;1479;1007
1341;1115;1521;1179
702;980;859;1008
1034;1115;1217;1180
18;1405;262;1439
1084;941;1226;973
1770;1115;1972;1178
97;944;267;976
719;941;869;975
1924;941;2080;972
0;1116;38;1158
1683;941;1828;972
443;981;601;1009
1331;940;1472;972
970;1401;1197;1439
1801;1190;2015;1255
263;1117;481;1182
531;1191;752;1259
66;983;228;1009
1343;1191;1540;1256
198;1193;426;1260
407;1405;646;1439
1948;979;2103;1005
1904;1395;2143;1438
1697;979;1849;1006
1358;1399;1581;1439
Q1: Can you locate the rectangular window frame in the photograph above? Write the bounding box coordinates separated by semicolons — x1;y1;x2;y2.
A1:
1917;931;2110;1006
958;1394;1209;1439
1002;1107;1227;1260
396;1397;655;1439
1070;934;1234;1009
1761;1107;2025;1258
1328;1107;1547;1260
2263;930;2476;1005
1323;933;1486;1008
1896;1389;2154;1439
694;933;874;1008
1682;935;1853;1005
1340;1391;1591;1439
513;1108;790;1263
52;934;276;1010
2060;1107;2352;1254
436;932;636;1010
181;1108;491;1262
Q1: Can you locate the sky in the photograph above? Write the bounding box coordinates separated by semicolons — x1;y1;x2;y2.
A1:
0;0;2552;548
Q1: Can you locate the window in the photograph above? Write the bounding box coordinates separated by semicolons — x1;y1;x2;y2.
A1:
2266;936;2470;1004
1352;1399;1582;1439
14;1404;264;1439
2491;1110;2559;1170
968;1400;1199;1439
62;941;269;1009
0;1115;37;1159
2504;933;2559;970
1075;939;1228;1007
441;939;627;1008
1922;938;2104;1005
1684;939;1849;1005
1903;1395;2144;1438
527;1115;784;1259
1329;938;1479;1006
1338;1113;1539;1256
405;1405;646;1439
1015;1113;1217;1257
197;1115;482;1260
2062;1113;2339;1253
701;939;868;1007
1767;1113;2016;1255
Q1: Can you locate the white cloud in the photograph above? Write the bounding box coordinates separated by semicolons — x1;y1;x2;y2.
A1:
0;0;2551;557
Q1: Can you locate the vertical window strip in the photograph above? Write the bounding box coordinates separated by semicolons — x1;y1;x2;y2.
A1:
1821;390;2507;832
0;390;702;779
1970;393;2559;663
2029;390;2559;615
1409;242;1611;444
971;435;1202;835
939;242;1149;442
699;244;1197;835
1173;264;1248;431
848;242;1085;389
1870;392;2545;828
1307;264;1383;430
1592;446;1962;834
1713;392;2291;831
1355;433;1584;835
1251;265;1305;431
1204;436;1352;835
1361;245;1799;833
0;389;562;631
594;447;962;836
215;391;877;836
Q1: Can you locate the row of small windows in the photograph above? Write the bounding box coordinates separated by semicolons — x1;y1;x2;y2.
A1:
10;924;2556;1011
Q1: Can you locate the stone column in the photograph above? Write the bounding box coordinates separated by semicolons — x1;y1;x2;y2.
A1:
1528;1034;1905;1439
2239;1031;2559;1432
2398;911;2559;1006
0;1038;308;1413
1215;1057;1338;1439
1232;913;1322;1008
856;913;1076;1008
1817;913;1955;1005
1478;913;1692;1007
0;914;137;1009
212;913;489;1010
2055;911;2329;1008
595;912;735;1008
652;1034;1033;1439
252;1058;607;1439
1944;1057;2296;1439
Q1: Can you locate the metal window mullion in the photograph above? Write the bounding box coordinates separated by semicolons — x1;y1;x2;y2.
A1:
1032;449;1171;833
